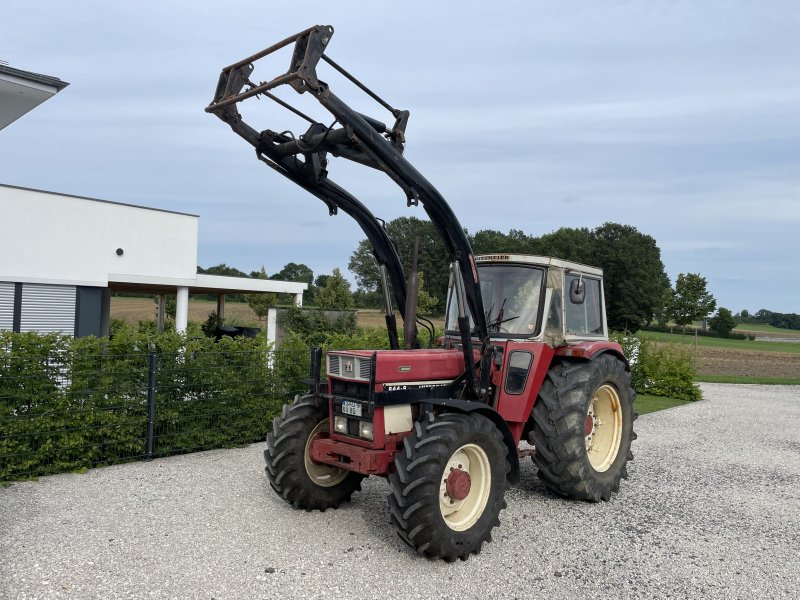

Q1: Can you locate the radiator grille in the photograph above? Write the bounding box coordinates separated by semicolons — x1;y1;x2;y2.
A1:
327;354;340;375
326;353;371;382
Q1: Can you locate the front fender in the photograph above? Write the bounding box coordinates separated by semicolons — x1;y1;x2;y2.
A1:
418;398;520;484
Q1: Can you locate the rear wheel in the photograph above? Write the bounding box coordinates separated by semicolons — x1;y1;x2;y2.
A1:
388;412;509;561
529;354;637;502
264;394;364;511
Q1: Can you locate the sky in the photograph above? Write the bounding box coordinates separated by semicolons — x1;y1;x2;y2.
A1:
2;1;798;314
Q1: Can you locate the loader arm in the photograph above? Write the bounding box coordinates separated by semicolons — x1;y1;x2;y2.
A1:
206;25;490;398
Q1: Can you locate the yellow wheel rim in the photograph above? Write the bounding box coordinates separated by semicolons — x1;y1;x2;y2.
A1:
303;419;349;487
585;384;623;472
439;444;491;532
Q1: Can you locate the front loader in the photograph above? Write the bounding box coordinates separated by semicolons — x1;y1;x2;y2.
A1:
206;25;637;561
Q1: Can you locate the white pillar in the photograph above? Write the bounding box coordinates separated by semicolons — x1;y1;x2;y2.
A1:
175;287;189;333
294;292;303;307
216;294;226;321
267;307;278;347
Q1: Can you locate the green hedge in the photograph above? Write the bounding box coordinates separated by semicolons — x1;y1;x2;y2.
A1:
0;330;308;481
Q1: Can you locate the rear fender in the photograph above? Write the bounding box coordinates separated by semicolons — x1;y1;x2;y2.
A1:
555;341;630;370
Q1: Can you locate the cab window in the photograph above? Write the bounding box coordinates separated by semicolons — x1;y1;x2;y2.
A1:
565;274;603;336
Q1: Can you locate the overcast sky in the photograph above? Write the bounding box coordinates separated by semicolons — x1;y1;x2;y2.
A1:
2;1;798;313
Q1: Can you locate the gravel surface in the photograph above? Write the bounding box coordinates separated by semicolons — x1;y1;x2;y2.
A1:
1;383;799;599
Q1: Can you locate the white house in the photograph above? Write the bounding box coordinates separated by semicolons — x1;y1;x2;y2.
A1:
0;184;306;337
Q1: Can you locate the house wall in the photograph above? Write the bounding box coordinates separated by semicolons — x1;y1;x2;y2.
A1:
0;185;198;287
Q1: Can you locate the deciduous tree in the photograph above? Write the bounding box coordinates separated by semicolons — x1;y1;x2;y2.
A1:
246;267;277;323
708;307;736;336
671;273;717;331
316;268;354;310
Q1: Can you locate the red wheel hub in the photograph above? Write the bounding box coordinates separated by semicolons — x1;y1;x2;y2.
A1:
585;415;594;436
445;468;472;501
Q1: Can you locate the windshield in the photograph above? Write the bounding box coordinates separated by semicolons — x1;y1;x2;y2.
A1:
445;265;545;336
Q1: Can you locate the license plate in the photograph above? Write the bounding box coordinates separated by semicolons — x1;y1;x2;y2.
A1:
341;400;362;417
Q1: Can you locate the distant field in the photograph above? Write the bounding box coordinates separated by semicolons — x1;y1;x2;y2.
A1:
109;298;432;329
111;297;262;326
734;323;800;338
639;331;800;380
640;330;800;354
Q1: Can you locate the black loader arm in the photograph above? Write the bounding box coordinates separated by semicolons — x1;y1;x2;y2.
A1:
206;25;490;398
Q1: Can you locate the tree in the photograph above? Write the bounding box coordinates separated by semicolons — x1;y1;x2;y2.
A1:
652;288;674;327
521;224;668;331
246;266;277;323
415;272;439;316
588;223;670;332
349;219;669;331
708;307;736;336
470;229;537;254
198;263;249;278
348;217;449;312
316;268;354;310
530;226;595;265
270;262;314;285
314;274;331;289
671;273;717;331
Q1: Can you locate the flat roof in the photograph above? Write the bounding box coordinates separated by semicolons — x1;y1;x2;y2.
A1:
0;183;199;218
0;64;69;91
108;273;307;295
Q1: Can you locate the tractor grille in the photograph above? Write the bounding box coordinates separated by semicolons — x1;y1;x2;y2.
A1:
326;353;372;382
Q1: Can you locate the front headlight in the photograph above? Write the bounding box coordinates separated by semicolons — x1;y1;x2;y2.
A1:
334;416;348;434
359;421;374;440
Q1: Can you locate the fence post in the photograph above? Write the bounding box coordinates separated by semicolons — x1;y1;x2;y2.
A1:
145;350;157;461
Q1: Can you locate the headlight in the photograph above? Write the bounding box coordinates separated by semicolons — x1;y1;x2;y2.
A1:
359;421;373;440
334;416;348;434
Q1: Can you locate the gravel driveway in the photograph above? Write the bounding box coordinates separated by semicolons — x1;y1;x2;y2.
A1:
1;383;799;599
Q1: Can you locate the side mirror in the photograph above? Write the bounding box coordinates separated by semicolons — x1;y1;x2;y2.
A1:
569;278;585;304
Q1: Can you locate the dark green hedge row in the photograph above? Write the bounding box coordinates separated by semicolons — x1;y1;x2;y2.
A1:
0;330;309;481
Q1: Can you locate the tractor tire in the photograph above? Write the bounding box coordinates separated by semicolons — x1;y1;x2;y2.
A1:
529;354;637;502
388;412;509;561
264;394;364;511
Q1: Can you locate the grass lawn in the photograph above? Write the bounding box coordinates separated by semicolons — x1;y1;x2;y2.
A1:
639;330;800;354
635;394;694;415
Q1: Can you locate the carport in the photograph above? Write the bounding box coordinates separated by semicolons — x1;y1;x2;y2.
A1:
108;273;307;341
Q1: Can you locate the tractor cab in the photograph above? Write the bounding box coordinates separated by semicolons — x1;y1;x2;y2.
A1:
444;254;608;347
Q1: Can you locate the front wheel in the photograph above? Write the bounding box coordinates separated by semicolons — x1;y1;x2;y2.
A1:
388;412;509;561
264;395;364;511
530;354;637;502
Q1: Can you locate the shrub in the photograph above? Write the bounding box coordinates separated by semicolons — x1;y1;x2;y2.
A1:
279;306;357;347
611;332;701;402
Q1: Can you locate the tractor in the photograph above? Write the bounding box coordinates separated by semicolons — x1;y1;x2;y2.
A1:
206;25;636;561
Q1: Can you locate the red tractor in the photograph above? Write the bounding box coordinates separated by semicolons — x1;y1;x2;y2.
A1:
207;25;636;561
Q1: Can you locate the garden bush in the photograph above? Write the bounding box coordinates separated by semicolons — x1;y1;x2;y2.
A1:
611;332;701;401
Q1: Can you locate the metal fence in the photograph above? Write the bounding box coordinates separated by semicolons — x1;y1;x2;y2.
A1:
0;346;309;481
